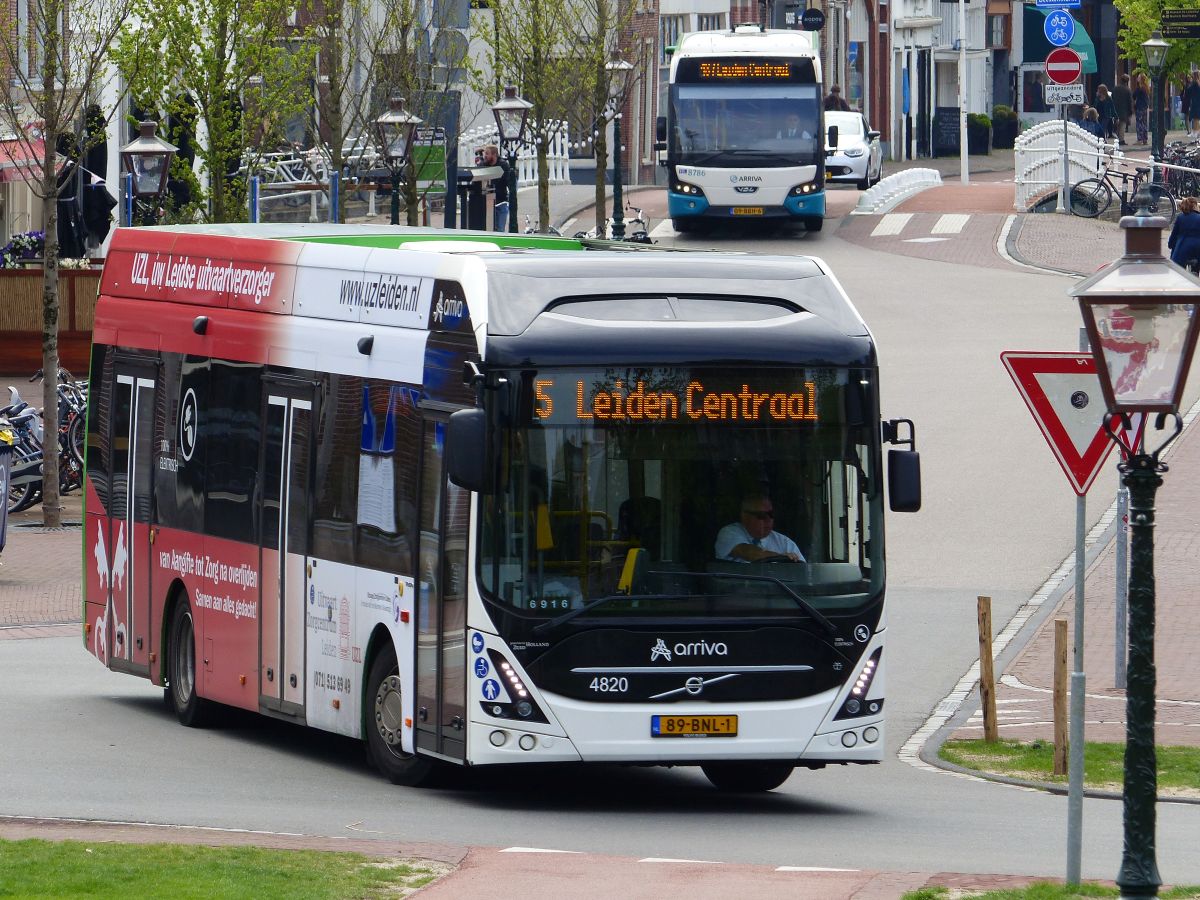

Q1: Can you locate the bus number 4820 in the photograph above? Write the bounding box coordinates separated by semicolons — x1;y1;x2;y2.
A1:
589;676;629;693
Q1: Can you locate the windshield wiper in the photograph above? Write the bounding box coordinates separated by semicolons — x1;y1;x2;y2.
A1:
662;571;837;634
532;592;702;634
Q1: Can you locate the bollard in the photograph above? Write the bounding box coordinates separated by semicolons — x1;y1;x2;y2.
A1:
1054;617;1069;775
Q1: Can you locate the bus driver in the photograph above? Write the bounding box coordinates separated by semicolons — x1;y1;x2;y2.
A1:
715;493;805;562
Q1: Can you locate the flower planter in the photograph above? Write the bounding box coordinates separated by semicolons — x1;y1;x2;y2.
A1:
967;123;991;155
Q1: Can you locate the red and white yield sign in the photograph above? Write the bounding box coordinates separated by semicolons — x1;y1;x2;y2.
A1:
1045;47;1083;85
1001;351;1128;495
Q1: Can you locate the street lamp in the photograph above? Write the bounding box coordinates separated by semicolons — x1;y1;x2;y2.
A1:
491;85;532;233
1071;190;1200;900
605;52;634;240
374;94;422;226
1142;31;1170;172
119;121;178;226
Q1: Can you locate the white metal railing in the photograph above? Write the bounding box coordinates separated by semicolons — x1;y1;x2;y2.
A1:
458;121;572;186
1014;120;1112;210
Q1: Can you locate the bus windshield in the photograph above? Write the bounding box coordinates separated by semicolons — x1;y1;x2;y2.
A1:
669;84;822;166
480;366;883;622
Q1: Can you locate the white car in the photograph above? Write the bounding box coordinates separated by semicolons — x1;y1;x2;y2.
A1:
825;111;884;190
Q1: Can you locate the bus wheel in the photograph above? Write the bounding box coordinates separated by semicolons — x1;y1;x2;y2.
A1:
366;646;434;786
804;217;823;233
701;762;795;792
671;218;694;234
168;596;214;727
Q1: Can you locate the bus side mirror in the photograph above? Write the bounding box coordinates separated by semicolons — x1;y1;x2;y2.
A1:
883;418;920;512
656;116;667;142
446;408;491;494
887;451;921;513
826;125;839;152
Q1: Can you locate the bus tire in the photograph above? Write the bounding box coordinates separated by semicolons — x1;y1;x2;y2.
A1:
168;596;215;727
671;217;694;234
804;217;823;233
366;645;434;786
701;761;795;792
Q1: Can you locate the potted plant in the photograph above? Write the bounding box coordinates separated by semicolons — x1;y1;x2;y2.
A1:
0;230;45;268
992;105;1019;149
966;113;991;155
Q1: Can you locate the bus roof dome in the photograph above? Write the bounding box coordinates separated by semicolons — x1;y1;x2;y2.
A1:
676;28;816;56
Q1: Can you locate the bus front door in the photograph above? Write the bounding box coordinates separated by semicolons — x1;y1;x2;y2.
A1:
415;417;469;762
259;385;314;715
108;367;156;676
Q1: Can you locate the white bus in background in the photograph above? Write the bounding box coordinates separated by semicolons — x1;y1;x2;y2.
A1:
658;26;831;234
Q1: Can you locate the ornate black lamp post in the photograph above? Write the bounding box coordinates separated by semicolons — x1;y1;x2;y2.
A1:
605;53;633;240
374;95;422;226
1143;31;1170;173
119;121;178;226
1071;190;1200;900
491;86;532;233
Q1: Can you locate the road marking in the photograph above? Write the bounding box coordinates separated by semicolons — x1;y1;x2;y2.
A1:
501;847;583;854
559;217;576;232
776;866;861;872
931;213;970;234
901;237;949;243
639;857;722;864
871;213;911;237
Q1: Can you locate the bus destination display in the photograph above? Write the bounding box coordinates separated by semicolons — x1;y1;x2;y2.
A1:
530;372;819;425
698;61;791;80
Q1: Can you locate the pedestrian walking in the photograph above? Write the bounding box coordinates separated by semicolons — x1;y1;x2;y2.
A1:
1112;74;1133;145
1094;84;1118;141
823;85;850;111
1184;71;1200;136
1133;73;1151;146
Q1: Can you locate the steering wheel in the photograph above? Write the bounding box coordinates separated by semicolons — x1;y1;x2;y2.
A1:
756;553;792;563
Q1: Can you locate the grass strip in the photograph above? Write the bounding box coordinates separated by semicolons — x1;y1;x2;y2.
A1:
0;839;447;899
939;739;1200;794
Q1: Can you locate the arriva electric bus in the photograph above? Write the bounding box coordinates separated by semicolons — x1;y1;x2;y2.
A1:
660;26;830;234
84;224;920;793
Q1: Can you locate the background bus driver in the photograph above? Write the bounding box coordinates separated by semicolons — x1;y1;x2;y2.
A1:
715;493;805;562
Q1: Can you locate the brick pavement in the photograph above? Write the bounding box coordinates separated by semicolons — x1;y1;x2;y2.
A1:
0;490;82;634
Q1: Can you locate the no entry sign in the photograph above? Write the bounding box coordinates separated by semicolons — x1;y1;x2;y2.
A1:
1045;47;1083;85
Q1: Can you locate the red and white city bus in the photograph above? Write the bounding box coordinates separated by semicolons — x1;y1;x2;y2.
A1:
84;224;920;792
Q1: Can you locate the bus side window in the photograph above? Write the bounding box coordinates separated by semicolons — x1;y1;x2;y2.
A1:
355;381;417;576
311;373;360;567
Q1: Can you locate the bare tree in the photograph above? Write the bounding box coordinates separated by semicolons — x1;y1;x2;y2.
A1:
0;0;134;528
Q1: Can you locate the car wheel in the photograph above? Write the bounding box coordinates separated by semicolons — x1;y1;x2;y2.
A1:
856;175;871;190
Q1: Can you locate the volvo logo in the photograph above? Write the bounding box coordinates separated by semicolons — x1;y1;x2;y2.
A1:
684;676;705;696
734;185;759;194
650;638;729;661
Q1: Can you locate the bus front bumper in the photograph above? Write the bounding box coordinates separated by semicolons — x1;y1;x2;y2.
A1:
667;192;826;221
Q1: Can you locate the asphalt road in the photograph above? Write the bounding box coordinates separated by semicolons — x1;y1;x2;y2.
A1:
3;201;1199;883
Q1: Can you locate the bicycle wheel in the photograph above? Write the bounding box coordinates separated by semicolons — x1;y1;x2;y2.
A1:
1140;183;1177;225
1069;179;1112;218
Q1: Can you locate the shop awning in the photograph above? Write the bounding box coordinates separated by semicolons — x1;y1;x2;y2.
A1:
1024;6;1098;75
0;139;44;183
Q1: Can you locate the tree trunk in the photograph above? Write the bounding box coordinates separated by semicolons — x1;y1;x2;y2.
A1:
593;127;608;236
537;146;550;231
38;154;61;529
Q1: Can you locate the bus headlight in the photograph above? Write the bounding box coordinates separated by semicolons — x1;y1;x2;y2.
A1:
671;177;706;197
834;647;882;720
789;180;821;196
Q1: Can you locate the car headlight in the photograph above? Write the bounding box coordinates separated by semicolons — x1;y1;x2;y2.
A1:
844;147;865;158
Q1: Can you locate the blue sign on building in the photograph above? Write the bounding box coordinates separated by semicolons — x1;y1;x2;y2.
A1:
1044;9;1075;46
1035;0;1082;9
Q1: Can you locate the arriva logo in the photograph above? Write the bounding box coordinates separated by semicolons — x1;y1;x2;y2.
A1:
730;175;763;183
650;638;729;661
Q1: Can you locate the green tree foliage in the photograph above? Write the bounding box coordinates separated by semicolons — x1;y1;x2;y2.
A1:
1115;0;1200;78
111;0;314;223
0;0;133;527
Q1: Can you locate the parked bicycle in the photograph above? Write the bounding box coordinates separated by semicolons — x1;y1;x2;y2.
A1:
3;369;88;514
522;214;563;236
1069;163;1176;223
572;203;654;243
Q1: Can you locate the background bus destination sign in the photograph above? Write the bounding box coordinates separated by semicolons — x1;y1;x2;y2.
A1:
530;371;819;425
698;60;793;79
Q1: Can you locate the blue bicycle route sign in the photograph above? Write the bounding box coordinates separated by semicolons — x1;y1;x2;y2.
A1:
1044;9;1075;46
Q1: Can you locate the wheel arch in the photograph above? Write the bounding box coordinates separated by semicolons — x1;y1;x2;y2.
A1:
159;577;190;687
360;624;399;740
